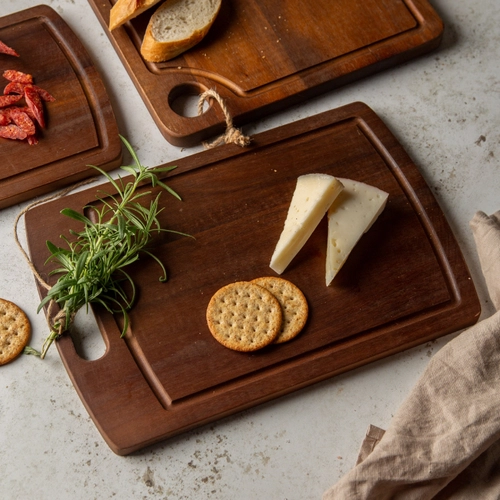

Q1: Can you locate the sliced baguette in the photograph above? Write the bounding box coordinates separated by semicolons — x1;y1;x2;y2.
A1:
109;0;163;31
140;0;222;62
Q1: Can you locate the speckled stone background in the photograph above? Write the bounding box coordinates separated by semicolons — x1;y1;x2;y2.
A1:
1;1;499;498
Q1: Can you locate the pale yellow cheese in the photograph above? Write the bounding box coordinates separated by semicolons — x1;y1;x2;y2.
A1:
270;173;344;274
326;178;388;286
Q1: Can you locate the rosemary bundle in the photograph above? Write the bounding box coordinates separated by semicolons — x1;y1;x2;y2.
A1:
36;136;185;359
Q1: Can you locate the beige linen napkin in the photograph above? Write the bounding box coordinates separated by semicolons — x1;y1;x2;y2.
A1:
323;210;500;500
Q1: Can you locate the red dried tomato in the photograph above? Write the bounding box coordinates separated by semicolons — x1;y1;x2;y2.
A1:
2;69;33;84
0;64;55;144
24;85;45;128
0;40;19;57
0;94;22;107
0;123;27;140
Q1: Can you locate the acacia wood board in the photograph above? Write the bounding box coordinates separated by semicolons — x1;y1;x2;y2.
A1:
24;102;480;455
87;0;443;147
0;5;122;209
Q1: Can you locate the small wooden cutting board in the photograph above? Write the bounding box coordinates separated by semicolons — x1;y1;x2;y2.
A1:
24;102;480;455
0;5;122;209
88;0;444;146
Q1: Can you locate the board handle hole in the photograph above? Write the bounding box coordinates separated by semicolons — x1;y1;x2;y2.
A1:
169;83;210;118
70;308;107;361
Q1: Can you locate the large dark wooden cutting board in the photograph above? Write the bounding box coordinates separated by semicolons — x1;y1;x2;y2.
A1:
88;0;444;147
0;5;122;209
24;102;480;455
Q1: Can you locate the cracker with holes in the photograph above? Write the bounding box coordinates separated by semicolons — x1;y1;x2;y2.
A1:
206;281;282;352
252;277;308;344
0;298;31;365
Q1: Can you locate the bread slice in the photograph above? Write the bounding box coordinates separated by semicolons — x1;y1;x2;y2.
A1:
109;0;163;31
140;0;222;62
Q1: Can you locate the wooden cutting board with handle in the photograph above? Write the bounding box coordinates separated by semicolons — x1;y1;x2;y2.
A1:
88;0;444;146
24;102;480;455
0;5;122;209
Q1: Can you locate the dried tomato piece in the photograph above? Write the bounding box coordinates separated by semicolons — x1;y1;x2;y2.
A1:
0;124;27;140
0;94;23;107
0;40;19;57
4;81;55;102
27;135;39;145
0;109;10;126
2;69;33;84
16;106;36;121
3;81;26;95
7;107;36;136
24;85;45;128
32;85;55;102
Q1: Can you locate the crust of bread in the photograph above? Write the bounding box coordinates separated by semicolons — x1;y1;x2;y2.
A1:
140;0;222;62
109;0;163;31
141;24;211;62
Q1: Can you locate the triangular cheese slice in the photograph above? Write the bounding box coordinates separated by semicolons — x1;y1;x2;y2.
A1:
326;178;388;285
270;173;344;274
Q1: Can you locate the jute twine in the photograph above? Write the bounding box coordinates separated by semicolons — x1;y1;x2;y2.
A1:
197;89;252;148
13;177;97;337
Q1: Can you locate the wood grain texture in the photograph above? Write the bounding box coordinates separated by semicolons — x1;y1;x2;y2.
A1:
24;102;480;455
88;0;444;146
0;5;122;209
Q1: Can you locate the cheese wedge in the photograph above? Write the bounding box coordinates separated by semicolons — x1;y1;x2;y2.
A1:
326;178;388;285
270;174;344;274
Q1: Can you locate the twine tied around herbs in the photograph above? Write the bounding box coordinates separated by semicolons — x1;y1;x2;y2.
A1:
13;177;97;357
197;89;252;149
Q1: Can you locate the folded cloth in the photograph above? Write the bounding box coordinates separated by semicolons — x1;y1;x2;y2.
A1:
470;211;500;311
323;210;500;500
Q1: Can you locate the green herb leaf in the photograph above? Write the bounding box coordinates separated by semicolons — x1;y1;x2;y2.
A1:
23;346;41;357
37;136;187;359
61;208;93;226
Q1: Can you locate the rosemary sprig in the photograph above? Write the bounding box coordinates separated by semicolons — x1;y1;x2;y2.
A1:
36;135;186;359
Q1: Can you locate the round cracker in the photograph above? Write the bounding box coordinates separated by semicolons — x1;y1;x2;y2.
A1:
206;281;282;352
0;298;31;366
251;277;308;344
